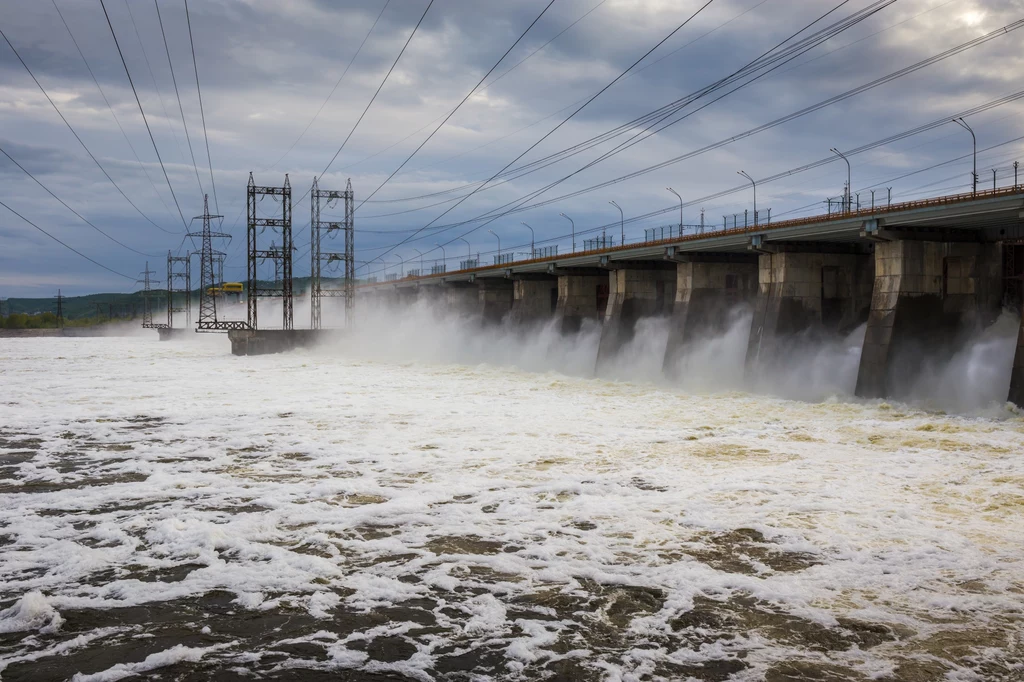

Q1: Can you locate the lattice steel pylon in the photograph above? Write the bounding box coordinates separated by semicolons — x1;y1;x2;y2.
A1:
167;250;192;329
310;176;354;330
247;173;292;330
138;263;163;329
187;194;233;332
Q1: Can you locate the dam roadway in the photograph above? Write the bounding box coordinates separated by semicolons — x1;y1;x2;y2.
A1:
364;185;1024;406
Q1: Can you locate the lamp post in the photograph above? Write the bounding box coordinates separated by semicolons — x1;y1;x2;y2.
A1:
435;243;445;272
374;256;386;277
488;229;500;262
830;148;851;213
520;222;535;257
394;255;404;278
559;212;575;253
609;200;623;246
666;187;682;234
737;170;756;225
952;117;977;196
412;248;424;276
459;237;471;266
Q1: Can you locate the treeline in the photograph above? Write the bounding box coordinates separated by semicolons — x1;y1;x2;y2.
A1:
0;313;120;329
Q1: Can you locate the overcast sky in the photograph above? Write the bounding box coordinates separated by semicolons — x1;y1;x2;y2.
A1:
1;0;1021;296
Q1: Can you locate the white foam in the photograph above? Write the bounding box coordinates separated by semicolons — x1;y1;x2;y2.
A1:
0;591;64;634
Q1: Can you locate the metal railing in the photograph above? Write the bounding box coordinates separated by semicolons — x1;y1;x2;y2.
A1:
366;276;378;284
407;268;421;277
385;273;398;282
493;253;514;265
460;258;479;270
431;264;447;275
583;236;615;251
532;245;558;258
644;224;706;242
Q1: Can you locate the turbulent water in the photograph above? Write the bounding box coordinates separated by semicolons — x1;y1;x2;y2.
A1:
1;313;1023;680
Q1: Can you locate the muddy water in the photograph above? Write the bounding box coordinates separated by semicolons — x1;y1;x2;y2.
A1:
0;337;1022;681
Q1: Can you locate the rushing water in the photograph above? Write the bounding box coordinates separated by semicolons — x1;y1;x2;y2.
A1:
0;325;1022;680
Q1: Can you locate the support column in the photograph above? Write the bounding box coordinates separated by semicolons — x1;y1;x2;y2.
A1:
444;282;478;316
662;254;758;375
508;275;558;325
553;269;607;334
745;247;873;375
1010;318;1024;407
855;240;1001;399
596;261;677;369
478;279;514;324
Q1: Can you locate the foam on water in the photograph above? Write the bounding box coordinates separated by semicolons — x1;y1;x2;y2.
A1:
0;332;1022;680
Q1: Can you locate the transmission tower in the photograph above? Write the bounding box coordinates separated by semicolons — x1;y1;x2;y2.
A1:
310;176;354;330
247;173;292;330
54;289;64;329
138;263;163;329
167;250;192;329
187;195;236;332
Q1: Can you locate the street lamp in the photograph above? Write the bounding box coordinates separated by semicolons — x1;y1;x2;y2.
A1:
952;117;977;196
559;212;575;253
412;248;424;275
374;255;386;277
737;170;756;225
666;187;683;233
520;222;535;257
435;243;445;272
394;255;404;278
830;148;851;213
609;200;623;246
488;229;500;261
459;237;471;266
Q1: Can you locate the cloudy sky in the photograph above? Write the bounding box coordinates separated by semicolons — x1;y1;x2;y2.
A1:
0;0;1021;296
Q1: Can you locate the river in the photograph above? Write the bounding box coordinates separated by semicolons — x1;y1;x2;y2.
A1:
0;325;1021;680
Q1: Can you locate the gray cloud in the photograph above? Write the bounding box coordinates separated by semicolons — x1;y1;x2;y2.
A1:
1;0;1022;294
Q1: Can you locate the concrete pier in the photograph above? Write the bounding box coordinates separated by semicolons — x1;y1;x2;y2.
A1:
855;239;1001;399
663;254;758;374
553;268;607;333
444;282;478;316
228;329;336;356
508;275;558;325
595;262;676;369
745;246;873;375
1010;317;1024;407
478;279;514;324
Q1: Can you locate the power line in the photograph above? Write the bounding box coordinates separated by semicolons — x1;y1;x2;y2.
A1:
122;0;189;170
49;0;176;221
340;0;612;183
99;0;191;232
356;0;559;208
392;15;1023;249
0;25;180;235
354;90;1024;273
184;0;218;215
0;199;136;281
362;0;876;216
0;144;161;258
154;0;205;201
363;0;719;268
268;0;393;172
319;0;436;180
444;0;887;239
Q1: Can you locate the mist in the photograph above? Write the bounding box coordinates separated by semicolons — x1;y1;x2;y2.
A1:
311;297;1022;415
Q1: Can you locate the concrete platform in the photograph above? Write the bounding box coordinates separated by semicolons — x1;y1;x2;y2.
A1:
156;328;192;341
227;329;340;356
